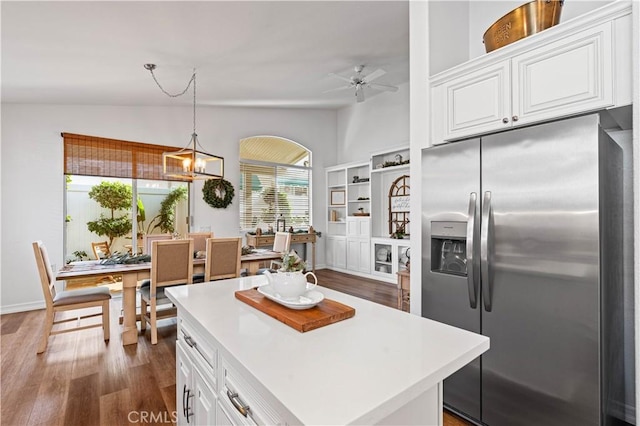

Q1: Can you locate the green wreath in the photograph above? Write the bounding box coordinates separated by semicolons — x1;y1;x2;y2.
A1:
202;178;235;209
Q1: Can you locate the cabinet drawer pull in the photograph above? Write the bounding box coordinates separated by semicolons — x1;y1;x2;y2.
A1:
502;117;509;124
512;115;519;122
227;389;250;417
182;385;188;418
184;334;197;348
183;385;194;423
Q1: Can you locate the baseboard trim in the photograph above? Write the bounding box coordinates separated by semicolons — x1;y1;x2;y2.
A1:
324;266;397;284
0;300;45;315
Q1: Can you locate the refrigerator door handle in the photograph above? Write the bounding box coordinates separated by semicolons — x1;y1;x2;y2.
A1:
481;191;493;312
466;192;478;309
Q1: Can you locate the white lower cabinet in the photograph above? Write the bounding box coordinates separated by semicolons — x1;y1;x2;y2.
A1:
177;341;217;425
194;367;217;424
176;317;218;426
177;314;286;426
372;238;410;283
347;238;371;274
219;359;284;425
216;401;234;426
325;236;346;269
346;217;371;274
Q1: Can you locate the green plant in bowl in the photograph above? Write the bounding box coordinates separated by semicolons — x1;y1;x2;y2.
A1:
280;251;307;272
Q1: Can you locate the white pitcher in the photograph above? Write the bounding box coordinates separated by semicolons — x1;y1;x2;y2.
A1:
263;270;318;301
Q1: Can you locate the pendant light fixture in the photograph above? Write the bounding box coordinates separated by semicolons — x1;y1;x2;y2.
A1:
144;64;224;181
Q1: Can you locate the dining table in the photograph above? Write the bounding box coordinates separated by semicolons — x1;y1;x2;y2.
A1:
56;250;282;346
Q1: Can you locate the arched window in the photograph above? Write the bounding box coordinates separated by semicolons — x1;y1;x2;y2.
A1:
239;136;311;231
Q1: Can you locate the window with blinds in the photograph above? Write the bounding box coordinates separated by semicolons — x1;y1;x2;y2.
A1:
239;136;311;231
62;132;185;181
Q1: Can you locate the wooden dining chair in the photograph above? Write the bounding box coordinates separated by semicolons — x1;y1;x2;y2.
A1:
192;237;242;283
91;241;111;259
139;239;193;344
187;232;214;254
269;231;292;270
142;233;172;255
32;241;111;354
189;232;213;282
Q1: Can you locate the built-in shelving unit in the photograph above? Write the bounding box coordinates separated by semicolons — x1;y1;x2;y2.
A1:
326;167;347;237
370;146;410;239
325;147;410;283
372;238;410;281
346;163;371;216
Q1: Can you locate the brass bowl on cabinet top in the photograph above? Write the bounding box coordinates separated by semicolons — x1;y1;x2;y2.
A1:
483;0;564;53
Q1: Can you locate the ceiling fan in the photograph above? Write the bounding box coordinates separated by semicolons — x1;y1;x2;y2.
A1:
326;65;398;103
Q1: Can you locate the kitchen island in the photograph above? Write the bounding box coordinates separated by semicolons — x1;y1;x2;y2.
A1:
166;275;489;425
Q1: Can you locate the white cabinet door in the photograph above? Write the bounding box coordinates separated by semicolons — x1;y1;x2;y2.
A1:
216;401;234;426
347;215;372;273
433;61;511;143
357;239;371;274
334;237;347;269
357;218;371;238
346;218;359;238
346;238;370;273
346;239;359;271
176;343;193;426
177;339;217;426
326;236;347;269
512;21;613;126
347;217;370;238
326;236;337;267
193;367;216;426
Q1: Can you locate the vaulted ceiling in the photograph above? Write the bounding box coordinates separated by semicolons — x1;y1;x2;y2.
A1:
1;1;409;109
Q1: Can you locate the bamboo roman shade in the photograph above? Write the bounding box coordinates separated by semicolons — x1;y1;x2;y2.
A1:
62;133;184;181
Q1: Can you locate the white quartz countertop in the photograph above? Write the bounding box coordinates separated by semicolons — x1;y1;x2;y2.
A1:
166;275;489;425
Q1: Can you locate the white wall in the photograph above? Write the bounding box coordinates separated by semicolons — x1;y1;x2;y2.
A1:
429;1;470;76
410;0;430;316
428;1;614;76
0;104;337;312
335;82;410;163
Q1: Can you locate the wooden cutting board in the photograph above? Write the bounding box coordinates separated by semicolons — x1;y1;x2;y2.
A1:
235;288;355;332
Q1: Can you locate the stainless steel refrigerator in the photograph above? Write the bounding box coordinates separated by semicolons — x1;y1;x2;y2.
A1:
421;113;624;426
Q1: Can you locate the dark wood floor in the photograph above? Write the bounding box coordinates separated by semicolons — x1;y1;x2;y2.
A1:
1;269;470;425
315;268;398;308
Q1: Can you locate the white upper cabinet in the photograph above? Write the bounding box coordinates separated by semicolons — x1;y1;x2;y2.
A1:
347;216;370;239
511;21;612;127
430;2;631;144
432;61;511;141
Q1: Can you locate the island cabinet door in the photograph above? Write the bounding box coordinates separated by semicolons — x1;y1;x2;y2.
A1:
193;367;216;425
219;359;285;426
177;340;218;426
216;401;234;426
176;343;193;426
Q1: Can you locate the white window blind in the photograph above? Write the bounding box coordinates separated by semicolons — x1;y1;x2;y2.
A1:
240;161;310;231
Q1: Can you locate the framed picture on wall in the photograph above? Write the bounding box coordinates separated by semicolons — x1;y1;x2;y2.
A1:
330;190;345;206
